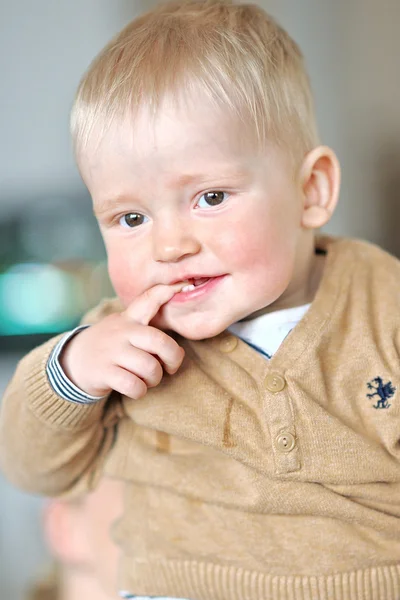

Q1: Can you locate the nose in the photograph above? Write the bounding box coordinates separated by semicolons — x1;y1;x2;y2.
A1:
152;216;201;263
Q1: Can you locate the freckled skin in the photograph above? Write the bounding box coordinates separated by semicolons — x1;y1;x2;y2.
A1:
80;99;320;340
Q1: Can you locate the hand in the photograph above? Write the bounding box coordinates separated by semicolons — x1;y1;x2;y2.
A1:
60;284;185;399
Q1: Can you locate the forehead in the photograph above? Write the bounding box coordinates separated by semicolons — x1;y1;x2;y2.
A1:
77;97;264;191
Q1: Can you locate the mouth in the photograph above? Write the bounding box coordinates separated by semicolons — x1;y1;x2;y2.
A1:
170;274;227;303
180;277;212;292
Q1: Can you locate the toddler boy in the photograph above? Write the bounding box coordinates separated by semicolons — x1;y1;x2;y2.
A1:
1;1;400;599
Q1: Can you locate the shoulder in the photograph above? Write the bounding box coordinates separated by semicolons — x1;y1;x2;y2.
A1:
320;235;400;287
321;235;400;353
348;237;400;295
346;236;399;272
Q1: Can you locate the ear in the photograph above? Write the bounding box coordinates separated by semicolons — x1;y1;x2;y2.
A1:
299;146;341;229
43;499;91;568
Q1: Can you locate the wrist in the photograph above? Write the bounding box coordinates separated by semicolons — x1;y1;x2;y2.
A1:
47;326;109;402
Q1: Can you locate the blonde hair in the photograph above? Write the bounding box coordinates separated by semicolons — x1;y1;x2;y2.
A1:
26;565;59;600
71;0;319;164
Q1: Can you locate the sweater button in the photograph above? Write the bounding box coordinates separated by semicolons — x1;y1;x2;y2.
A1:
219;335;238;353
265;372;286;392
276;432;296;452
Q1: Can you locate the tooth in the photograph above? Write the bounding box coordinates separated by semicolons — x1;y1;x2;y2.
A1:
181;284;195;292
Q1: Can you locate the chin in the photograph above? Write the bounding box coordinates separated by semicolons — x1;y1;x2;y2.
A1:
168;318;229;341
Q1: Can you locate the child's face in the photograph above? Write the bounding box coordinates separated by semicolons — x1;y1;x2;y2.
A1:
80;99;314;339
44;477;125;597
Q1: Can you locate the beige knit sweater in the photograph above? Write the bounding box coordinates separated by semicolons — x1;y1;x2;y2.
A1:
1;236;400;600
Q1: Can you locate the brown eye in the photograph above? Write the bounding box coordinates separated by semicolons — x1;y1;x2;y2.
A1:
198;191;228;208
119;213;147;228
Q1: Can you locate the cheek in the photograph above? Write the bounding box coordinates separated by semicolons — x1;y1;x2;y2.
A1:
216;209;294;271
107;251;145;306
213;202;299;299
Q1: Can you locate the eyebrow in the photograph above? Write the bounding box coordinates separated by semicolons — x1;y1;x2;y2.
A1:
94;195;139;217
168;167;251;189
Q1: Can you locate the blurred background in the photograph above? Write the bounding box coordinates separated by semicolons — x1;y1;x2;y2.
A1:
0;0;399;598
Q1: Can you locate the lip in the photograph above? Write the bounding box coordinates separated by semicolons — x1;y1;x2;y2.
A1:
169;274;227;304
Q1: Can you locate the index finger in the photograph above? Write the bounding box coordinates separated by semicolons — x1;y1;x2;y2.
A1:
124;283;185;325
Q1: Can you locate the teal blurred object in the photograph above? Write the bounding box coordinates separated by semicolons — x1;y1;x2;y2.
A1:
0;263;76;335
0;261;112;336
0;196;112;341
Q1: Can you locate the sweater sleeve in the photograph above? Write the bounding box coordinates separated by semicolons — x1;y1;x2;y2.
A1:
0;297;124;497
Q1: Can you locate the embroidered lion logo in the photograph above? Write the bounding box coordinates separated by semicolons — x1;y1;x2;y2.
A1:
366;377;396;409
